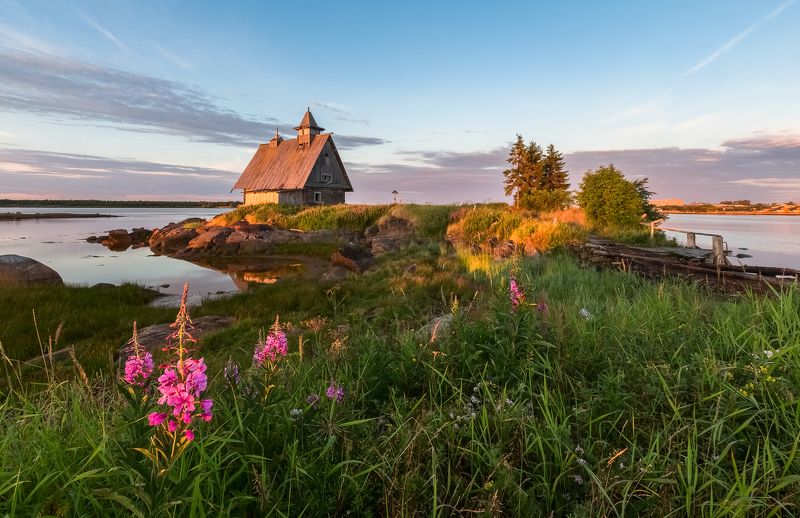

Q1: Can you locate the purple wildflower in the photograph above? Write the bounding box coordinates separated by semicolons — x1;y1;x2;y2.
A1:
224;359;240;385
326;382;345;403
509;276;525;310
535;300;549;315
306;393;320;407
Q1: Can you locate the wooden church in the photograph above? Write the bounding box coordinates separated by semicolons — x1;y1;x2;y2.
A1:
233;109;353;205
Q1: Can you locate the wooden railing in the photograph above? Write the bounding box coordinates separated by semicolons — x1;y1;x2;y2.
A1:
642;219;728;266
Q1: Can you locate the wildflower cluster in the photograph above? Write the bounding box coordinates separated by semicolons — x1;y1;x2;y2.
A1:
254;317;288;367
122;322;154;387
146;283;213;442
509;275;525;310
326;381;345;403
148;358;213;441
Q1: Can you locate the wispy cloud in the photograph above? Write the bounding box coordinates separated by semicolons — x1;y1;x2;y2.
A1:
78;13;129;53
608;98;666;123
149;42;193;70
682;0;795;77
312;101;348;113
0;147;240;199
0;48;387;148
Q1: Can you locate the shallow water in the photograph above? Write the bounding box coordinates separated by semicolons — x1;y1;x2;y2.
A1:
0;207;241;298
663;214;800;270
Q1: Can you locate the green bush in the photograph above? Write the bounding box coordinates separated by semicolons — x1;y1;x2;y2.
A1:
576;164;644;230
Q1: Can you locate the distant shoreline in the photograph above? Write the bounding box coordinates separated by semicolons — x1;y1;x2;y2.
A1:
664;211;800;216
0;199;239;209
0;212;120;221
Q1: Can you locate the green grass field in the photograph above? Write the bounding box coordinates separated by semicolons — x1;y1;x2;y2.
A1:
1;246;798;516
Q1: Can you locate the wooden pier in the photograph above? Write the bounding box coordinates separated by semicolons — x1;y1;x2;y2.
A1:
573;235;799;295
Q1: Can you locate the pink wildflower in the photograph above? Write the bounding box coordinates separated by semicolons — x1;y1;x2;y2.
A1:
148;412;167;426
122;322;154;386
200;399;213;422
326;382;345;403
146;283;213;439
509;276;525;310
124;352;154;386
253;317;288;367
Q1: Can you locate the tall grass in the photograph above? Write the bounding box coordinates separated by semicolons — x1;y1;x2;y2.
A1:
2;253;799;516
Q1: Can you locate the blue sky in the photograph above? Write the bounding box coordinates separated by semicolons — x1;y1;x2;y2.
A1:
1;0;799;202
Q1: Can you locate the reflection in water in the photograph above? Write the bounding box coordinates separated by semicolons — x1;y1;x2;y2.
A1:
189;257;321;292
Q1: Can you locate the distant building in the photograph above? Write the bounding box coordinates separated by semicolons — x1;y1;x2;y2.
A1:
652;198;684;207
233;109;353;205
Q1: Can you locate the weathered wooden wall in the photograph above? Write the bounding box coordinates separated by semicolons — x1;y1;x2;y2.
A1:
302;188;346;205
243;190;279;205
304;140;349;190
243;188;346;206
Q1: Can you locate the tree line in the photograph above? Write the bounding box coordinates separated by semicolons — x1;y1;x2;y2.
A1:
502;134;662;229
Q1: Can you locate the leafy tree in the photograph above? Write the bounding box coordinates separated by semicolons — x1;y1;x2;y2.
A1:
632;177;664;221
576;164;644;230
503;136;570;211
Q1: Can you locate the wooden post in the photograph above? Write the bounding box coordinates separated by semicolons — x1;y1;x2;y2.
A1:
649;221;655;240
686;232;697;248
712;235;725;265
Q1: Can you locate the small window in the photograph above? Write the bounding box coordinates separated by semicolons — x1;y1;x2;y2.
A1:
313;191;322;203
321;173;332;183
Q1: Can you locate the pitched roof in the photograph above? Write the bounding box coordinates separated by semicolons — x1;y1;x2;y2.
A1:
233;133;353;191
294;109;324;131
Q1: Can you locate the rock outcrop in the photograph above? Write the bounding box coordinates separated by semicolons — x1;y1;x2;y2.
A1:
88;227;153;251
148;221;200;254
331;242;374;273
0;254;64;286
118;315;236;359
365;216;415;255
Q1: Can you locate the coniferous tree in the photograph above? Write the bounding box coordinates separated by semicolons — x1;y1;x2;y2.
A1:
503;135;533;205
504;136;571;211
542;144;569;191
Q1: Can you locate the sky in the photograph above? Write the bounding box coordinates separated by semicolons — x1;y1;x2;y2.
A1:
1;0;799;203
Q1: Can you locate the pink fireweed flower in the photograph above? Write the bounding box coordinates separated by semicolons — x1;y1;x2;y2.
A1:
146;283;213;441
148;412;167;426
124;352;154;386
200;399;213;422
253;317;288;367
122;321;154;386
326;382;345;403
509;276;525;310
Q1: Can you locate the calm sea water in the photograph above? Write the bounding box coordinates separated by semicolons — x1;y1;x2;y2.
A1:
0;207;238;298
664;214;800;270
3;209;798;296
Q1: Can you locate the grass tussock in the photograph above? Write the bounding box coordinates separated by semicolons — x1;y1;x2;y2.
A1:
2;252;799;516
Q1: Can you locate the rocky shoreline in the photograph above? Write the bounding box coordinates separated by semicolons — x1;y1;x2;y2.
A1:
86;212;420;284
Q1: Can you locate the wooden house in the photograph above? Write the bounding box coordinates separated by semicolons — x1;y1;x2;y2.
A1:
233;109;353;205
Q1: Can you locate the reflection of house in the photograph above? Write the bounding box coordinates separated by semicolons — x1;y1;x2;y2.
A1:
233;109;353;205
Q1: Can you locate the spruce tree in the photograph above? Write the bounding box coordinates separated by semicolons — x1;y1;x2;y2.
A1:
503;137;571;210
542;144;569;191
503;135;533;205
